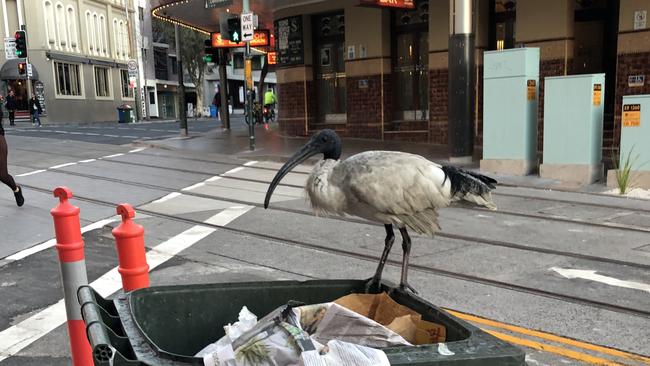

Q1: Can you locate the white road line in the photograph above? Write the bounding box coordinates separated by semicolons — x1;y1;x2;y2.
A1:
224;166;245;175
69;132;84;135
243;161;258;166
16;169;47;177
205;176;222;182
49;162;77;169
0;206;252;361
129;147;147;153
78;159;97;163
84;133;100;136
103;153;125;158
54;130;68;134
5;217;119;261
181;182;205;191
121;136;138;139
104;134;119;138
151;192;182;203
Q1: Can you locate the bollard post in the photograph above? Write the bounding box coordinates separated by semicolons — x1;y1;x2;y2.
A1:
112;203;150;291
50;186;93;366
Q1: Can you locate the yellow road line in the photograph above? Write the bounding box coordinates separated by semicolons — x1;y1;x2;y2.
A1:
485;330;626;366
446;309;650;365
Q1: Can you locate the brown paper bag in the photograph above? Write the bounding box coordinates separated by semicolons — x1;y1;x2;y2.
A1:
415;319;447;344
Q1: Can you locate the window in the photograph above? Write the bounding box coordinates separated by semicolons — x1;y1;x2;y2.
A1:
154;47;168;79
94;66;111;97
66;6;78;51
122;21;130;58
169;56;177;74
56;3;67;49
44;1;56;47
86;11;96;54
113;19;120;58
54;61;82;96
120;69;134;98
489;0;516;50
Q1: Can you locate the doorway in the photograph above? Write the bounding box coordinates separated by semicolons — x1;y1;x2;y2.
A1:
6;79;29;110
313;12;346;123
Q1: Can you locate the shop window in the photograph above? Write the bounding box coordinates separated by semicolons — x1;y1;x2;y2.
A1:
489;0;516;50
54;61;82;96
94;66;111;98
313;11;346;122
121;69;134;98
392;0;429;121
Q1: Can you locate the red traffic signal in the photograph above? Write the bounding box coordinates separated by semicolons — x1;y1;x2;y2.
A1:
17;62;26;75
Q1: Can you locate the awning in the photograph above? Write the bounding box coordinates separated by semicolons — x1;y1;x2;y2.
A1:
0;58;39;80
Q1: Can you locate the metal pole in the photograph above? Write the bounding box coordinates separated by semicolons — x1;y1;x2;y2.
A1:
175;24;187;135
243;0;254;150
448;0;475;163
124;0;142;122
218;48;230;129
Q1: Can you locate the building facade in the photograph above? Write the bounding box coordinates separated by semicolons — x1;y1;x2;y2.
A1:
0;0;139;123
273;0;650;158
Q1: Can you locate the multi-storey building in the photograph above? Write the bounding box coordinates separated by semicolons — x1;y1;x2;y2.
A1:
0;0;137;123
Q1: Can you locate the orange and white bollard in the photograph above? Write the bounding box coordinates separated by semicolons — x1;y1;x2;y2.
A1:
112;203;150;291
50;187;93;366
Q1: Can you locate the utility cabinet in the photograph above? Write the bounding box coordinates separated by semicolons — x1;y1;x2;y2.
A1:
480;47;540;175
540;74;605;184
607;94;650;189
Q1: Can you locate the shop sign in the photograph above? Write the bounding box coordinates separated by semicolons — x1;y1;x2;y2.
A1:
592;84;602;106
274;16;304;66
628;75;645;87
267;52;277;65
359;0;415;9
526;80;536;101
622;104;641;127
211;30;269;48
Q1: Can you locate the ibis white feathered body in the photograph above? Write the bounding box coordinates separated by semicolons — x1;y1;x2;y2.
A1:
305;151;496;235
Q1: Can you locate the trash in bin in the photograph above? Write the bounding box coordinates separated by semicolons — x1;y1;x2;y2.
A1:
78;279;526;366
117;104;134;123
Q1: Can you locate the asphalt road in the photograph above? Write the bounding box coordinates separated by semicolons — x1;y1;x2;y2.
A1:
0;123;649;365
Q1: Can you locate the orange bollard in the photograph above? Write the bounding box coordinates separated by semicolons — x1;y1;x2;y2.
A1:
112;203;150;291
50;187;93;366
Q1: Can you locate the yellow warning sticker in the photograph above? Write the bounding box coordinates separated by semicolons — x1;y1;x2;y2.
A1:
593;84;602;106
622;104;641;127
527;80;536;101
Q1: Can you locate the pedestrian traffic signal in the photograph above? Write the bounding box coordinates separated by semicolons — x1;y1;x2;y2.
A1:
17;62;26;75
14;30;27;58
227;17;241;43
203;39;218;64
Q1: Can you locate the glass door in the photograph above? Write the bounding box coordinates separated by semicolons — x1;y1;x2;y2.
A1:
314;12;346;123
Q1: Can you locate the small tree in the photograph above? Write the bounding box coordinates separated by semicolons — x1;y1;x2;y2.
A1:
152;20;208;117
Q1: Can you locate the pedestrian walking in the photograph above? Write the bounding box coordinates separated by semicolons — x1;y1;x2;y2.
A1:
213;90;221;121
29;95;42;127
0;123;24;206
6;90;16;126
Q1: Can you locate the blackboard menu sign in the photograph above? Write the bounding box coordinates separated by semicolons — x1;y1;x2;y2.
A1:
34;80;46;116
274;16;304;66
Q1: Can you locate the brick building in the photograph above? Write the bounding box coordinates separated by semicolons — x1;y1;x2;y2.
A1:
152;0;649;157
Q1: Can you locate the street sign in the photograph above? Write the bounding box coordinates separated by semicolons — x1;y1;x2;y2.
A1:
241;12;254;41
4;37;16;60
26;63;33;78
205;0;232;9
127;59;137;71
211;30;269;48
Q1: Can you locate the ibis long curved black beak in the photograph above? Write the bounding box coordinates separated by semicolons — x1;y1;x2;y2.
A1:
264;143;319;209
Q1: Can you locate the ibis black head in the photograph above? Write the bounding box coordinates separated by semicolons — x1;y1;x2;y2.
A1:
264;130;341;209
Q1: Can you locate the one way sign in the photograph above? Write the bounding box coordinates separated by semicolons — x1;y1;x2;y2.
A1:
240;12;254;41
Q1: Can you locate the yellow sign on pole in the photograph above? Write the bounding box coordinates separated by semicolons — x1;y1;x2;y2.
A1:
244;58;253;90
622;104;641;127
592;83;602;106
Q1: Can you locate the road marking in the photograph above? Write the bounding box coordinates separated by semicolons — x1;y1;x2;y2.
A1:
550;267;650;293
121;135;138;139
104;134;119;138
78;159;97;163
206;176;222;182
84;133;100;136
151;192;182;203
224;166;245;175
485;330;625;366
243;161;258;166
0;206;251;361
4;217;119;261
69;132;84;135
102;153;125;158
54;131;68;134
129;147;147;153
446;309;650;364
49;162;77;169
16;169;47;177
182;182;205;191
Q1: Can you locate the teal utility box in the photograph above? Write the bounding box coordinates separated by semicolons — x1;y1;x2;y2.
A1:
480;48;539;175
607;94;650;189
540;74;605;184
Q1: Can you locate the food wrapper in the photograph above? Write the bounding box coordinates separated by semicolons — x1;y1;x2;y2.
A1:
334;292;446;344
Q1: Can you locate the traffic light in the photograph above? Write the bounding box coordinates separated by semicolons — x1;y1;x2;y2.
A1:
17;62;26;75
14;30;27;58
227;17;241;43
203;39;218;64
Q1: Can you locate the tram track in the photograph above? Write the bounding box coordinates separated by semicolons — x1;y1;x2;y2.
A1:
18;181;650;320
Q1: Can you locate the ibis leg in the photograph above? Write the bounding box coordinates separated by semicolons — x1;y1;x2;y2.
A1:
398;227;417;293
366;224;394;292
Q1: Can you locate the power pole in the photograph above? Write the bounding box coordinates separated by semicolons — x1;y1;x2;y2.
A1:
242;0;254;150
124;0;142;122
175;24;188;135
218;48;230;130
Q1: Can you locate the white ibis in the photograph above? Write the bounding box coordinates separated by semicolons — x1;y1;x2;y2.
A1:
264;129;497;292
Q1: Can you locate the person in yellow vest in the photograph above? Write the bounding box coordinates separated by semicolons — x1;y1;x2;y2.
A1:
263;88;276;128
